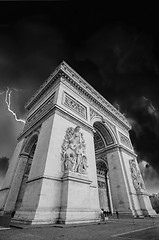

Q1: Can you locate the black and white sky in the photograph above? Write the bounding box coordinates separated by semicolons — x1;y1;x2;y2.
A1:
0;2;159;193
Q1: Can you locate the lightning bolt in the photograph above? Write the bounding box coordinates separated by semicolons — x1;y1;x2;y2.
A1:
5;87;25;123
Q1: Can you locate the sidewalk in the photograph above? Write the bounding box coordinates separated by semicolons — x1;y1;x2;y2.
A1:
0;217;159;240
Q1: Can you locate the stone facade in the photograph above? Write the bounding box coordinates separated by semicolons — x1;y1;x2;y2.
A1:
0;61;156;225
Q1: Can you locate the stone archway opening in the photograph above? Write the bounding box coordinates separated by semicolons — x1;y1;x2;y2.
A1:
13;134;38;216
96;160;109;211
93;122;115;213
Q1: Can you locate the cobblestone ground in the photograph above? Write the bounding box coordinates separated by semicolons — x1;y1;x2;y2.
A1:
0;218;159;240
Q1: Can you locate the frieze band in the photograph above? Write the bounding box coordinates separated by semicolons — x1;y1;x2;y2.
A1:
23;94;55;133
62;92;87;119
119;132;132;149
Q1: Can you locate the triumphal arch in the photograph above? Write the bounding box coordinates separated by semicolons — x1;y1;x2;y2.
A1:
0;61;155;224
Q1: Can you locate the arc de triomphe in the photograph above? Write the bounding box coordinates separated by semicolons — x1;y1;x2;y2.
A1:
0;61;155;225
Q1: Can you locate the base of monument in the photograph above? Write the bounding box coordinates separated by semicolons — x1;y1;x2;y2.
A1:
59;219;100;225
59;209;100;224
11;209;60;225
110;210;156;219
11;218;60;226
11;216;100;226
0;214;12;227
141;208;157;217
11;208;101;226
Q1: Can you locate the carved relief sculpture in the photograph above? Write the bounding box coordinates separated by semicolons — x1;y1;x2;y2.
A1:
61;126;88;174
129;159;146;191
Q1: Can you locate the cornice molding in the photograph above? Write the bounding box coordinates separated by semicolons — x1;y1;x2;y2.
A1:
118;145;137;157
25;61;131;130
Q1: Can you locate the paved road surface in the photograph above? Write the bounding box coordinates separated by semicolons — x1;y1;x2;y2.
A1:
0;218;159;240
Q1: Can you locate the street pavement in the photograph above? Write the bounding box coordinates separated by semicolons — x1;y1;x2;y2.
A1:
0;218;159;240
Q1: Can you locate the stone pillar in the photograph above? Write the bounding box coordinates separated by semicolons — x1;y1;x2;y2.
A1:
118;148;142;217
119;148;156;217
12;114;57;224
137;191;156;216
106;175;113;214
129;157;156;217
59;123;100;224
107;147;132;217
0;139;24;215
12;112;100;225
60;171;93;224
3;154;29;215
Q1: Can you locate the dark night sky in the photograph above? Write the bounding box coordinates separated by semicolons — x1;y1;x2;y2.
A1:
0;2;159;193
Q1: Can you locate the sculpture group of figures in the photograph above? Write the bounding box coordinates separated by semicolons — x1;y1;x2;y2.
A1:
61;126;88;174
129;159;146;191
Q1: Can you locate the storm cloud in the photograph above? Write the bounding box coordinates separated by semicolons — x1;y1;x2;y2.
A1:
0;3;159;193
74;22;159;191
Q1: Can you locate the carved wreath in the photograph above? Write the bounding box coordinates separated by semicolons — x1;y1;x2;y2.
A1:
61;126;88;174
